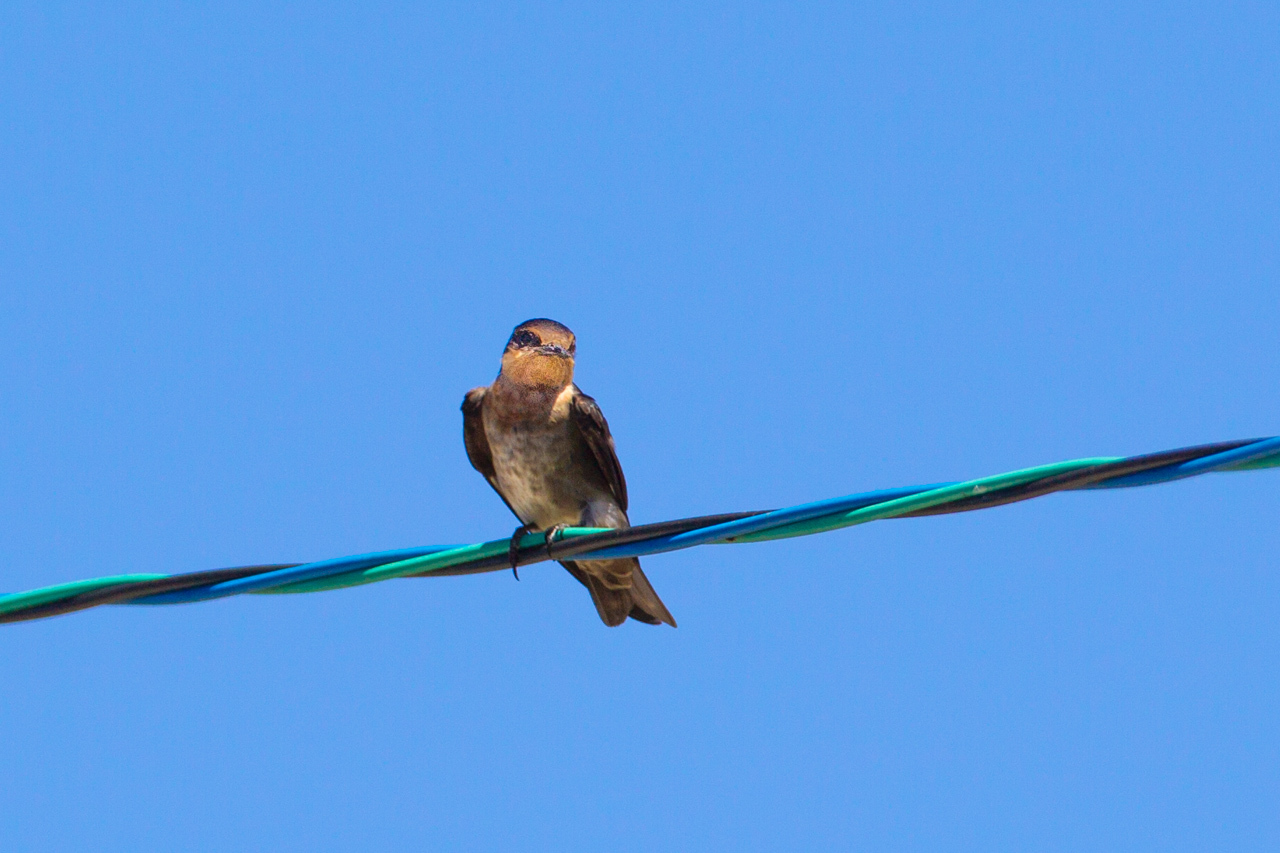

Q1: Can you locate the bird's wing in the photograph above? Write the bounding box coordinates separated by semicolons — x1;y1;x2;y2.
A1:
569;386;628;512
461;386;521;519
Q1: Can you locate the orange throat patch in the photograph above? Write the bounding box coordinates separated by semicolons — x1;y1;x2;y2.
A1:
499;350;574;390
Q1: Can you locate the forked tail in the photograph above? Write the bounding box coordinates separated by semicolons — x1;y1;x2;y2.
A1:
560;559;676;627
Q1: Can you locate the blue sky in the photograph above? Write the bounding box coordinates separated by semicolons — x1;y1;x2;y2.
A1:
2;3;1278;850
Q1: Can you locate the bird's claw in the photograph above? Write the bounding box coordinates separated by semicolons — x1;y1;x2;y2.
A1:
543;523;569;560
508;524;533;580
508;523;570;580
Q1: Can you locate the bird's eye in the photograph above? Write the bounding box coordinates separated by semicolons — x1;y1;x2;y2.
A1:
512;330;540;348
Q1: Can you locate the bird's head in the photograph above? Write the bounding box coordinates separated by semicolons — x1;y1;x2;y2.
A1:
499;318;576;389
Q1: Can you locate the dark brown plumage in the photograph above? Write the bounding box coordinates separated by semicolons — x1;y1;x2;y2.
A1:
461;319;675;627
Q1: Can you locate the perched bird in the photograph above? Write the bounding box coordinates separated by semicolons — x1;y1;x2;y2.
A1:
462;318;676;627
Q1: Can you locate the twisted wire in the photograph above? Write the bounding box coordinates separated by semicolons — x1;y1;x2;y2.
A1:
3;436;1277;625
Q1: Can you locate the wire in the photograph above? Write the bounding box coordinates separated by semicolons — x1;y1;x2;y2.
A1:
2;436;1277;625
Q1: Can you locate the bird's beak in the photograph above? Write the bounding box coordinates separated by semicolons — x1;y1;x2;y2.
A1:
536;344;572;358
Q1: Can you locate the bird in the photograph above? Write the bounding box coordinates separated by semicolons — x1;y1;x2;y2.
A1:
461;318;676;627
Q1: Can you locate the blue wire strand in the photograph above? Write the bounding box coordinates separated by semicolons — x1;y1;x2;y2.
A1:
121;437;1280;601
1084;436;1280;489
578;485;943;560
131;546;457;605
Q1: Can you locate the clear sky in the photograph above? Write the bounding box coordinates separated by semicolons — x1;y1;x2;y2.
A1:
2;3;1278;850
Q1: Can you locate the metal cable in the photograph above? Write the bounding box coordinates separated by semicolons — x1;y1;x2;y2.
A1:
3;436;1277;625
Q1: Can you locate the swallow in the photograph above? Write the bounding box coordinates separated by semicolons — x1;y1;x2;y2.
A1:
461;319;676;627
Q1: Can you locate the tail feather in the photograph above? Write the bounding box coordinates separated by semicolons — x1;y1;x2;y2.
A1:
585;574;632;627
627;565;676;627
560;559;676;628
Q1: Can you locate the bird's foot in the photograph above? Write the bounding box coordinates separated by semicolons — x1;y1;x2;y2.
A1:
508;523;534;580
543;523;569;560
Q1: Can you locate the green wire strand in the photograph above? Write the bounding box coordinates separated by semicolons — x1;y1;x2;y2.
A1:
0;574;168;616
733;458;1111;543
262;529;613;594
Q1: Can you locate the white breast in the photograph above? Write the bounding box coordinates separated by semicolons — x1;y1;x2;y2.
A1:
485;412;584;529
